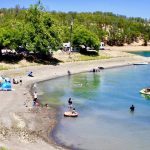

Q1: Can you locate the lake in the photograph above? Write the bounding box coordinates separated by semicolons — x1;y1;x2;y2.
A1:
129;51;150;57
38;65;150;150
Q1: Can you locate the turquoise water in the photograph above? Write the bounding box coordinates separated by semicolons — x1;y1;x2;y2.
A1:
38;65;150;150
129;51;150;57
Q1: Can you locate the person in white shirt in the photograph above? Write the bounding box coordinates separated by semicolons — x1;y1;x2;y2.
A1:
33;91;37;100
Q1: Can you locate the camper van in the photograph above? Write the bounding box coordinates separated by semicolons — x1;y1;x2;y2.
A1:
100;42;105;50
63;42;70;51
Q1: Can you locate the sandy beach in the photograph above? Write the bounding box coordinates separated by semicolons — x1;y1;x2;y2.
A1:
0;46;150;150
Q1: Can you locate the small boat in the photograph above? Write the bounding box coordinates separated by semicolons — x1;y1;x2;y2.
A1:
64;111;78;117
133;62;148;65
140;88;150;95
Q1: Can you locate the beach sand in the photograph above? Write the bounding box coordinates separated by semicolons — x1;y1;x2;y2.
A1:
0;46;150;150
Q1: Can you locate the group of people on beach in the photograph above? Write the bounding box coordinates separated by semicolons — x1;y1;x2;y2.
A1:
91;66;105;72
32;89;49;108
13;71;34;86
13;70;34;85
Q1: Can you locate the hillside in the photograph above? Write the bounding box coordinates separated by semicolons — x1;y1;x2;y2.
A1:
0;3;150;57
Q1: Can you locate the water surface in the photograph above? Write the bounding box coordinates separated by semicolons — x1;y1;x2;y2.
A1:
129;51;150;57
38;65;150;150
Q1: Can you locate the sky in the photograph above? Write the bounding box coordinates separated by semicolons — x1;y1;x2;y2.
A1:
0;0;149;19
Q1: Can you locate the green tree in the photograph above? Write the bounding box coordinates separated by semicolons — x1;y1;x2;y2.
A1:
0;5;150;56
23;2;62;54
0;20;24;51
73;26;100;51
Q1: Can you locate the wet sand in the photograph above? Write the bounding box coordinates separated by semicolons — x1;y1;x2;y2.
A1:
0;47;150;150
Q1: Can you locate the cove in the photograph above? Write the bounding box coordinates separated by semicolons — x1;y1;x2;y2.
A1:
128;51;150;57
38;64;150;150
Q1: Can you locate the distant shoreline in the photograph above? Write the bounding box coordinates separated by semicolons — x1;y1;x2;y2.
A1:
107;45;150;51
0;46;150;149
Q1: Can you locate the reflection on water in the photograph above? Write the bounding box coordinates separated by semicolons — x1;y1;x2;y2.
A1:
38;65;150;150
140;94;150;100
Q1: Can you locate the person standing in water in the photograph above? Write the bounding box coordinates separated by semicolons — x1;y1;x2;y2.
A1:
68;97;73;111
130;105;135;112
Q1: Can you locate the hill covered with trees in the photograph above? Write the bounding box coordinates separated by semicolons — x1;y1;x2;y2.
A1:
0;1;150;57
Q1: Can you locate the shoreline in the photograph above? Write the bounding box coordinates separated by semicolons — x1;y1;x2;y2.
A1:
107;45;150;51
0;47;150;149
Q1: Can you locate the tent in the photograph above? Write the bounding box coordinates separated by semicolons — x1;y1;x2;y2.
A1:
0;76;12;91
1;81;12;91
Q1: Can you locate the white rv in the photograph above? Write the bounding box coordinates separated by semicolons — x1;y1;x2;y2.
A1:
100;42;105;50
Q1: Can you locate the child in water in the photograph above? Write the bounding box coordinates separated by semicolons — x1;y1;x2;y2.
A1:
72;108;76;114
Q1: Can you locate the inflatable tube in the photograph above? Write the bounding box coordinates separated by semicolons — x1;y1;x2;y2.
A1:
64;111;78;117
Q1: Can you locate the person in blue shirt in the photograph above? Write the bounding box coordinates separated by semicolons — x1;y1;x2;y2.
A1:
28;71;34;77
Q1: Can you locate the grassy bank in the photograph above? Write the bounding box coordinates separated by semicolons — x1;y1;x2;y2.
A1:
0;65;10;71
0;51;111;71
53;51;111;62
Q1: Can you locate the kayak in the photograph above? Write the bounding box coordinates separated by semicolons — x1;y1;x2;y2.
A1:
64;111;78;117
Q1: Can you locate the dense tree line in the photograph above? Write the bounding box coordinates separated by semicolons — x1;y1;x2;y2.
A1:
0;2;150;57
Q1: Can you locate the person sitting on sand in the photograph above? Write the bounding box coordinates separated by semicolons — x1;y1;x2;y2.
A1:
28;71;34;77
13;78;19;84
45;103;49;108
130;105;135;112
